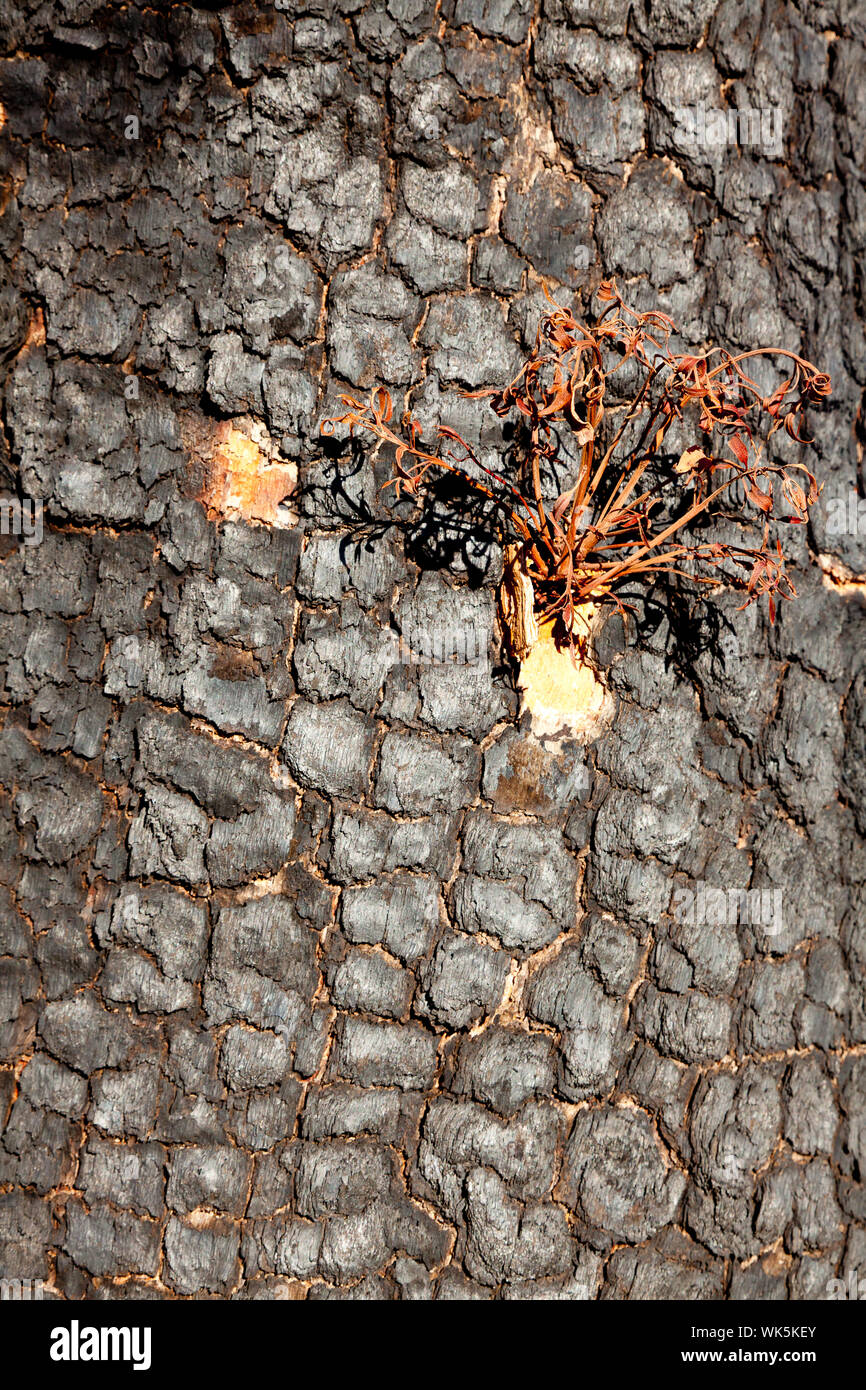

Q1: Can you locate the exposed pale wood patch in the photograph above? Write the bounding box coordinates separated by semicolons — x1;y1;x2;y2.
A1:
183;414;298;527
516;610;614;743
206;422;297;526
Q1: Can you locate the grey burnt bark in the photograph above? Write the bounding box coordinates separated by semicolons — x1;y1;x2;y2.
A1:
0;0;864;1300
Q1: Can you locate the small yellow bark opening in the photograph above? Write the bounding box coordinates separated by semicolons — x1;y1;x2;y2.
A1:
515;609;614;743
206;423;297;526
500;548;615;742
182;414;298;528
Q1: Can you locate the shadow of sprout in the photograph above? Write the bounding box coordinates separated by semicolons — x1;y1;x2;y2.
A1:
306;429;507;589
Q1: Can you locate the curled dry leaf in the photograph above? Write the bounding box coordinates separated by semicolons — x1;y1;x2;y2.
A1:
675;446;711;475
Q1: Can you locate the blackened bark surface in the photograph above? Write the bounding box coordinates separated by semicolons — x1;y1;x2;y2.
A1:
0;0;864;1300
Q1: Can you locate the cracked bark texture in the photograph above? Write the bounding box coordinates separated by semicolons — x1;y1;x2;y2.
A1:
0;0;865;1301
